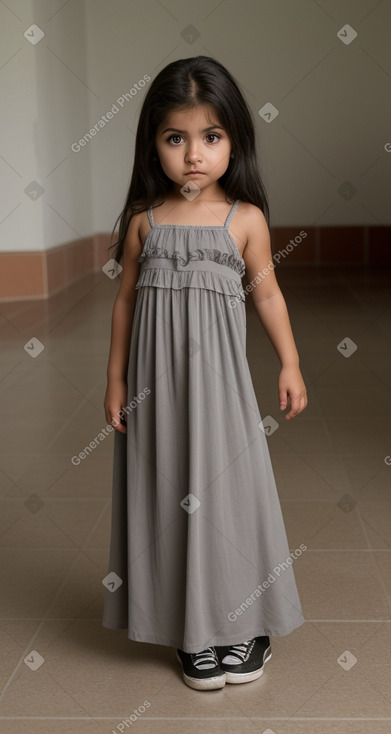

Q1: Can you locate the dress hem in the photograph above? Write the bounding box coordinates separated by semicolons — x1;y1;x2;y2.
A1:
101;616;305;653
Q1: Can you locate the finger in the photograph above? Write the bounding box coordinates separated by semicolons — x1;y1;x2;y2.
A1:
286;392;307;419
112;413;127;433
114;423;127;434
107;410;127;433
279;387;288;410
285;393;302;420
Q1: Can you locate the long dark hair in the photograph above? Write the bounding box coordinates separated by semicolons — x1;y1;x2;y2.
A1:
108;55;270;263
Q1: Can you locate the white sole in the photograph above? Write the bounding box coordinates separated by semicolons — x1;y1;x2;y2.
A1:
176;651;226;690
224;648;272;684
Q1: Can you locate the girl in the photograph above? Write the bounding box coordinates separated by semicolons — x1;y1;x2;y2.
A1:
102;55;307;692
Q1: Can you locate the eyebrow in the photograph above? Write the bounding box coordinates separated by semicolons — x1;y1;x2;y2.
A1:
160;125;224;135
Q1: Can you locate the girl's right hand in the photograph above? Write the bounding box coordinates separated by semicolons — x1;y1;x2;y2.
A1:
104;378;128;434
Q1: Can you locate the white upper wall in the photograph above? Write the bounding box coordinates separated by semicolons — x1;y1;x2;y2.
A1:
0;0;390;253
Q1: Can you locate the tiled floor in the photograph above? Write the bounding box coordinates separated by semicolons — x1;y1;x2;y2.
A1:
1;264;390;733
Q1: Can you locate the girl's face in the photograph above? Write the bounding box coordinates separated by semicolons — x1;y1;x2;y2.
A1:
155;105;232;195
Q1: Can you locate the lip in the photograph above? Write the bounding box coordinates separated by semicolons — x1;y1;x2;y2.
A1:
185;171;204;175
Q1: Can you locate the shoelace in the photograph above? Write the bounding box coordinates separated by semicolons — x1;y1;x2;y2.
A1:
222;638;256;665
191;646;218;670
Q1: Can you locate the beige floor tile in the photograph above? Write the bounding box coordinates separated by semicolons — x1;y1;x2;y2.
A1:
274;416;337;454
356;501;391;548
281;501;369;549
272;453;347;501
0;547;90;618
341;455;391;501
370;552;391;598
258;416;335;456
294;669;391;718
323;419;390;455
311;620;391;658
312;375;389;419
294;550;390;620
0;497;107;549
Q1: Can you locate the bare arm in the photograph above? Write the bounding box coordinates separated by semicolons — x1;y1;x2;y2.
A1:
104;211;143;432
242;205;307;419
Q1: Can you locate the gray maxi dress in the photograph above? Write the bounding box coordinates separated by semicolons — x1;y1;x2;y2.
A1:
101;199;305;653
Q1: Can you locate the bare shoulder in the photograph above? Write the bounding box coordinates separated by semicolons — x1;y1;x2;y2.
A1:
133;201;159;246
236;201;269;249
123;208;145;260
123;199;154;254
238;201;273;278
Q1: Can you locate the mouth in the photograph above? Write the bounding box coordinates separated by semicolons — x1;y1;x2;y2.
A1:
185;171;204;175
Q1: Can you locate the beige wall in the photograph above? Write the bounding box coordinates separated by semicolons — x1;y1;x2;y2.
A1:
0;0;390;272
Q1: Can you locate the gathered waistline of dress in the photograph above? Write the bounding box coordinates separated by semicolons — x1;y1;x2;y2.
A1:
139;256;243;283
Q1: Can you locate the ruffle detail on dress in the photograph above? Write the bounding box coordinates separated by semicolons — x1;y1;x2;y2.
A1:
137;247;245;277
135;267;246;301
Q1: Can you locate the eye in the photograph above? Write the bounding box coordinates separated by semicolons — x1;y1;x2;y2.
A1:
167;134;183;145
205;133;221;143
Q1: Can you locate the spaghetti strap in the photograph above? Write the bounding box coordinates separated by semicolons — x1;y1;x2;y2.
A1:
224;199;240;229
147;205;154;228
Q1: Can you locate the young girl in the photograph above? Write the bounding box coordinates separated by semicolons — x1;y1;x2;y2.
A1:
102;55;307;692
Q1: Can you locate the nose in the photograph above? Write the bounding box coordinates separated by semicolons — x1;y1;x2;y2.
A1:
185;141;202;163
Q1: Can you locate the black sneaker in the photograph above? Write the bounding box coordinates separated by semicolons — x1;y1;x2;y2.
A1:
215;636;272;684
176;646;226;690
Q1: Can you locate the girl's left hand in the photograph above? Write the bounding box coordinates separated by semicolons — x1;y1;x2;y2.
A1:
278;365;308;420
